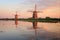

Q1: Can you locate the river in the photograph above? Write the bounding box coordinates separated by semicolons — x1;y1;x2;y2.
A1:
0;20;60;40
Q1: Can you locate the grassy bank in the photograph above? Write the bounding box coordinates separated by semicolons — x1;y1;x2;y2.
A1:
0;18;60;23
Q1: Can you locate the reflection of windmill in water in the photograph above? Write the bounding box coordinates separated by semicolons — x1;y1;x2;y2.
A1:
28;4;42;19
27;21;39;40
32;21;38;40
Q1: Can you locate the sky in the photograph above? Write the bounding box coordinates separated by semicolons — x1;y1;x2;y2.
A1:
0;0;60;18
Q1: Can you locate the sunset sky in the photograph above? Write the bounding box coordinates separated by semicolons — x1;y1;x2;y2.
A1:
0;0;60;18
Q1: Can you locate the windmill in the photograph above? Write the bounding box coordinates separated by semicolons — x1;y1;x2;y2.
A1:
15;11;18;28
28;4;42;19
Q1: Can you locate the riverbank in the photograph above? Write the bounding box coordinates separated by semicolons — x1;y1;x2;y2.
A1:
0;18;60;23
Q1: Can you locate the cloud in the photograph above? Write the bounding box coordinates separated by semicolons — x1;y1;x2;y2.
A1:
37;0;60;9
24;0;60;10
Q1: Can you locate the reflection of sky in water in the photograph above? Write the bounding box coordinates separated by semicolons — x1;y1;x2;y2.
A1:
0;21;60;40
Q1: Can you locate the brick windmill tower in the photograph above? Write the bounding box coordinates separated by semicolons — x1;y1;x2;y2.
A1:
33;4;37;19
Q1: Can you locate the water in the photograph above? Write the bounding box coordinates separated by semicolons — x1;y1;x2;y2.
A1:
0;20;60;40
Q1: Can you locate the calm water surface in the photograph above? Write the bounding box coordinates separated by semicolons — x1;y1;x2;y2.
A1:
0;20;60;40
